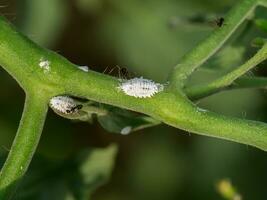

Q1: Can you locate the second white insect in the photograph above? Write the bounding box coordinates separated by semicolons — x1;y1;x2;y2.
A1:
119;77;164;98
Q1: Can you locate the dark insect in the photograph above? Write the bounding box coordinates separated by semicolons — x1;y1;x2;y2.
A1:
215;17;225;27
103;65;130;79
66;104;83;114
119;67;129;79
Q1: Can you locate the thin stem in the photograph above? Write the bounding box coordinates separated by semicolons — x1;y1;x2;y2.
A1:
185;43;267;100
184;76;267;100
168;0;258;89
202;76;267;91
0;94;48;199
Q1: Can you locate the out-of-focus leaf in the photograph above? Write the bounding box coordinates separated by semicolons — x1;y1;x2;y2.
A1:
96;0;212;81
16;0;68;47
255;18;267;33
128;133;186;200
251;37;267;47
97;106;161;135
13;145;118;200
75;144;118;199
76;0;104;15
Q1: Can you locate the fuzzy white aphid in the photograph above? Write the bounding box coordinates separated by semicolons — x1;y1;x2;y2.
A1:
49;96;77;114
119;77;164;98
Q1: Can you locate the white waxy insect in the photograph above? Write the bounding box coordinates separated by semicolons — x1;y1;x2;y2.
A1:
120;126;132;135
39;57;50;72
49;96;78;114
118;77;164;98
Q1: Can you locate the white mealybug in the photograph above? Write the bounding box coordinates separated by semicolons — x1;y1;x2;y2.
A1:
118;77;164;98
77;65;89;72
39;57;50;73
49;96;79;114
120;126;132;135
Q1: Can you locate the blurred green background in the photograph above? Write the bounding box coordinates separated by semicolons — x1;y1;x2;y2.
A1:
0;0;267;199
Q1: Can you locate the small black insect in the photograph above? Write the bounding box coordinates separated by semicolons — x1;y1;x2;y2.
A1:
103;65;131;80
215;17;225;27
119;67;129;79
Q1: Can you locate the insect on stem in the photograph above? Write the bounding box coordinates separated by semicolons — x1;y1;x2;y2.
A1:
215;17;225;27
103;65;131;80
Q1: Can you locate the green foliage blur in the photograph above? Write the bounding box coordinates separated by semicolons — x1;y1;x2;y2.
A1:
0;0;267;199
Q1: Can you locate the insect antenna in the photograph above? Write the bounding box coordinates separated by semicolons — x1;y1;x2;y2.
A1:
103;65;131;80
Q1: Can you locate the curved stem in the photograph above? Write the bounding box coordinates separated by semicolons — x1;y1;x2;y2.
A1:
168;0;258;88
185;43;267;100
186;76;267;100
62;72;267;151
0;94;48;199
193;76;267;99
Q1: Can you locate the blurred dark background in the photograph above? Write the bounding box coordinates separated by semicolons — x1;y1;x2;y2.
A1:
0;0;267;199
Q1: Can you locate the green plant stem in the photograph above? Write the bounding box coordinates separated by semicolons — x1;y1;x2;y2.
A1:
154;74;267;106
1;0;267;196
185;76;267;100
0;94;48;199
168;0;257;89
62;71;267;151
0;5;267;152
185;43;267;100
0;16;65;96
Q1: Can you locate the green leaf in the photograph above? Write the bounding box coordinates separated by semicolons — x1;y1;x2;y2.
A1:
255;18;267;33
75;144;118;199
12;145;118;200
97;106;161;134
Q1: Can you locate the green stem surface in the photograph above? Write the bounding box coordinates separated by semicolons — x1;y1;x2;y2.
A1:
62;71;267;151
0;94;48;199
